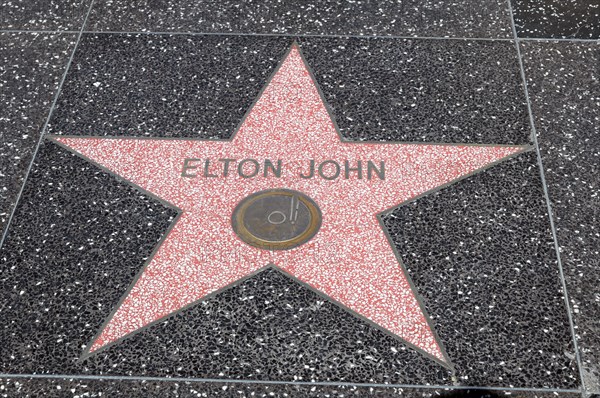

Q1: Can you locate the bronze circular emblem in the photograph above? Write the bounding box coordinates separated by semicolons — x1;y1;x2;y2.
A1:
232;189;321;250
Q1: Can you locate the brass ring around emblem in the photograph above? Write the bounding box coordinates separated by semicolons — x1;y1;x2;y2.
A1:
232;189;322;250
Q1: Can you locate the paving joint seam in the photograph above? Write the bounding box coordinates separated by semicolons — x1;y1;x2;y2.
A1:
0;29;599;42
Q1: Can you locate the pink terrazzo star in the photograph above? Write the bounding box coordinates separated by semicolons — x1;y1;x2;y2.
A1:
51;44;526;366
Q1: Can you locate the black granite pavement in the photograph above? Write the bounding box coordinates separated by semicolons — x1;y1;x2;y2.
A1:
0;32;75;234
0;0;598;397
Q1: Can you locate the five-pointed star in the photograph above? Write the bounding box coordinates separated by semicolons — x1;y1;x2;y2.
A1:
51;44;526;366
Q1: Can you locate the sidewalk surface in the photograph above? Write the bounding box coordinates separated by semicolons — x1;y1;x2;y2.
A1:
0;0;598;397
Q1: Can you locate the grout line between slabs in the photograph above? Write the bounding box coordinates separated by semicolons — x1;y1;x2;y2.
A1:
0;29;508;40
79;30;511;41
0;373;583;393
0;1;96;252
506;0;588;396
1;28;599;42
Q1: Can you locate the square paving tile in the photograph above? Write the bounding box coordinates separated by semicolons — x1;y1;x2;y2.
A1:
0;32;75;235
511;0;600;39
0;0;92;31
0;33;583;395
522;40;600;395
84;0;513;38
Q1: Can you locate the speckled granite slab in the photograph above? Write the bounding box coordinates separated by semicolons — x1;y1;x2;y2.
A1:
0;378;585;398
511;0;600;39
521;40;600;393
0;32;75;234
83;0;513;38
0;0;92;31
0;1;598;397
